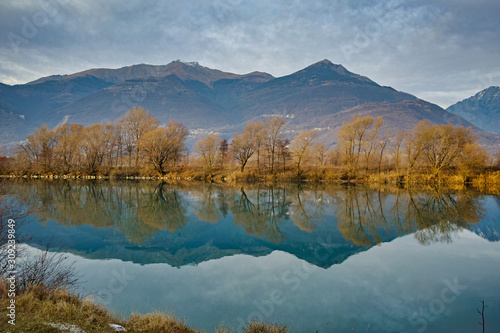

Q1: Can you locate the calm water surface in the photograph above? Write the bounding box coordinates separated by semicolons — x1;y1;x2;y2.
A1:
5;180;500;333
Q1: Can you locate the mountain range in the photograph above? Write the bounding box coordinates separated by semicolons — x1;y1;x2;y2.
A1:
1;59;499;152
447;86;500;135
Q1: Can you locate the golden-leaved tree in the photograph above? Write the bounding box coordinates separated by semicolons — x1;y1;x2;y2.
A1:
290;129;317;175
117;106;159;167
417;121;477;178
264;116;287;173
81;123;115;175
19;124;56;174
337;115;376;178
53;123;84;174
232;122;261;172
138;120;188;175
194;135;222;178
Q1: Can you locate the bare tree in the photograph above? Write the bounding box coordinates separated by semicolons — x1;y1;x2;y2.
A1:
419;122;476;179
277;138;291;172
252;121;266;173
337;115;374;179
53;123;84;174
17;245;80;293
19;124;56;174
117;106;160;167
477;300;486;333
290;129;318;175
194;135;222;178
376;130;391;174
232;124;257;172
264;116;287;173
116;120;134;167
80;123;115;175
362;116;383;173
404;121;427;180
312;142;327;169
456;143;489;180
138;120;188;175
219;138;229;171
391;130;405;177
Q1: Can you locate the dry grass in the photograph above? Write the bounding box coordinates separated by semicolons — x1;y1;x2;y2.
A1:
242;321;289;333
0;280;117;332
126;312;196;333
5;163;500;186
0;279;289;333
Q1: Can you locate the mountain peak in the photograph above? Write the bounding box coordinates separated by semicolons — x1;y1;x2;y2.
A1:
476;86;500;99
447;86;500;134
163;60;242;85
306;59;349;72
311;59;335;66
306;59;347;73
173;60;201;67
290;59;376;86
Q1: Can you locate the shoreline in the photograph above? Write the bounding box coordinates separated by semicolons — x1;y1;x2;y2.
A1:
2;171;500;186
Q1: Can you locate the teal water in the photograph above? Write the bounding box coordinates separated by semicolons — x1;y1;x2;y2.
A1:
6;180;500;332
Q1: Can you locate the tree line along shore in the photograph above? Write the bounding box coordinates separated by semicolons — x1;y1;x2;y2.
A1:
1;106;499;184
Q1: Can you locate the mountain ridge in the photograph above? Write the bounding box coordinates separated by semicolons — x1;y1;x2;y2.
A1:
447;86;500;134
27;60;273;87
1;60;499;153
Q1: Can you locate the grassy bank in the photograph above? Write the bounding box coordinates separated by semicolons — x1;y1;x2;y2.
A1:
3;167;500;186
0;279;288;333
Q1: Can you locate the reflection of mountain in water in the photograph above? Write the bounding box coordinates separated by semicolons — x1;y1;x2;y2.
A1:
468;195;500;241
4;180;497;268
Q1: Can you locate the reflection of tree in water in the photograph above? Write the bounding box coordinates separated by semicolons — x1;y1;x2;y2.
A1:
231;186;290;244
334;185;485;246
410;188;484;245
6;180;488;249
137;182;188;233
9;180;293;245
216;187;232;218
193;184;224;223
5;180;188;245
333;186;391;247
288;186;326;232
6;180;120;228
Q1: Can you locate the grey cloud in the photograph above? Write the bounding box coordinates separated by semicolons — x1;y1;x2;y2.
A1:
0;0;499;107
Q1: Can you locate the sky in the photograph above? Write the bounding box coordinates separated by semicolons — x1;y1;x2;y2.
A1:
0;0;499;108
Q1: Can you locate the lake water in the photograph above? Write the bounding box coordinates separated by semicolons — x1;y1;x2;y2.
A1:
5;179;500;332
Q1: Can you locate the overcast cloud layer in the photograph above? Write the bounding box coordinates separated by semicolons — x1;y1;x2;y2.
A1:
1;0;499;108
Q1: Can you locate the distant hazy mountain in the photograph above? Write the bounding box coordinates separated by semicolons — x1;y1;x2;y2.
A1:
447;86;500;134
311;99;500;149
1;60;499;152
0;100;33;146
